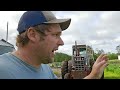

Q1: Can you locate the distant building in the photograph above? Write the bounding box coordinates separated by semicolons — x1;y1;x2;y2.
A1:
0;39;15;55
118;55;120;60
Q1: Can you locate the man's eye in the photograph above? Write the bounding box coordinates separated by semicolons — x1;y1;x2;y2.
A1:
52;33;61;37
56;34;59;36
53;34;59;36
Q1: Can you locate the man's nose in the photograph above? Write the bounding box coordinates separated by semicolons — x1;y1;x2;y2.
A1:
58;37;64;46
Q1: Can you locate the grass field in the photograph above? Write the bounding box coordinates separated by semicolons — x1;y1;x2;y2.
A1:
52;59;120;79
104;59;120;79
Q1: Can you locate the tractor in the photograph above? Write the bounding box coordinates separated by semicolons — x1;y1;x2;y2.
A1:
61;41;104;79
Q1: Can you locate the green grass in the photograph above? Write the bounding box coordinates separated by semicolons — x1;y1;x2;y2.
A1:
104;59;120;79
104;71;120;79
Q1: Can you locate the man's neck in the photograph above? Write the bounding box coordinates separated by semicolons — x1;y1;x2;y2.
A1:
12;48;42;68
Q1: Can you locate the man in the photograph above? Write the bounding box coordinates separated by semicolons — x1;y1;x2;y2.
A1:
0;11;108;79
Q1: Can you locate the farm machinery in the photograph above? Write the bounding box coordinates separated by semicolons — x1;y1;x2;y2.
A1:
61;41;99;79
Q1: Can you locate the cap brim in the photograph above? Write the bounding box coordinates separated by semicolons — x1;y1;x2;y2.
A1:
43;18;71;31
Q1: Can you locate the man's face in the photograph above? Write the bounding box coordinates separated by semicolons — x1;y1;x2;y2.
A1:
37;24;64;64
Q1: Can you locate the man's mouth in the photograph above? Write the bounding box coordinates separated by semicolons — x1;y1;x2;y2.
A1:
52;48;58;53
52;48;58;55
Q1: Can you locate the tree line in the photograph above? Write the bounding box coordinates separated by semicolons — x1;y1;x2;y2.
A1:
54;52;71;62
54;51;118;62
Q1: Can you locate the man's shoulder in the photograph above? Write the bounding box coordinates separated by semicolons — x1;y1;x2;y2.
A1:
0;53;15;79
0;53;14;68
0;53;10;60
0;53;10;59
0;54;10;72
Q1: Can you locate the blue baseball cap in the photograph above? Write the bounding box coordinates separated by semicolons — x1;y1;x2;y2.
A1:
17;11;71;34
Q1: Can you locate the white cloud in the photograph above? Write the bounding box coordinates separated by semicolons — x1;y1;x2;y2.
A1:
115;37;120;42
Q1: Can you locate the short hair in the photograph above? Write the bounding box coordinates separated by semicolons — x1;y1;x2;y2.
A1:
16;24;50;47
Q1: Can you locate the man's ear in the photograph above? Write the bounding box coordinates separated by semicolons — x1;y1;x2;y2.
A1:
26;27;38;42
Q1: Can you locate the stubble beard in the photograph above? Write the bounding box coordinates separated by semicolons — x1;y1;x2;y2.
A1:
41;55;54;64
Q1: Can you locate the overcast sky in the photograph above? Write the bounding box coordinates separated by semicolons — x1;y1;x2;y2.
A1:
0;11;120;55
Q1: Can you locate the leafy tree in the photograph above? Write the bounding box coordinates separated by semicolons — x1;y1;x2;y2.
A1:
54;52;71;62
95;48;105;54
94;48;118;60
108;53;118;60
94;48;105;60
